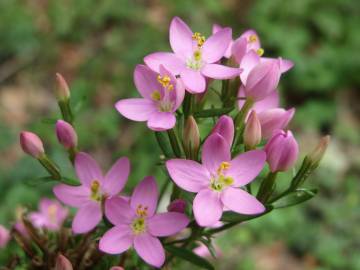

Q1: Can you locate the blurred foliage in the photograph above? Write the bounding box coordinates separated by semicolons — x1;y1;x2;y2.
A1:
0;0;359;269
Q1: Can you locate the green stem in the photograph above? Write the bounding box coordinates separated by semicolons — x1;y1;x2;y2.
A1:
233;98;254;149
38;155;61;180
68;147;78;165
167;129;182;158
257;172;278;203
58;99;74;124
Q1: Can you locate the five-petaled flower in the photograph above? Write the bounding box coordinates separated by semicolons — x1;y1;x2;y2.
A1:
99;176;189;268
166;116;266;226
53;152;130;234
145;17;241;93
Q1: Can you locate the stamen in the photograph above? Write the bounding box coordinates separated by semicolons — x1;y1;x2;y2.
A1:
249;34;257;43
193;50;202;61
131;217;146;235
256;48;264;56
151;90;161;101
217;161;231;174
157;75;174;92
90;180;101;202
136;204;148;217
192;32;206;47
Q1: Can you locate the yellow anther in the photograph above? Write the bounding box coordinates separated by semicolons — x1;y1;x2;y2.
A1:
192;32;206;47
151;90;161;101
91;180;100;193
136;205;148;217
167;84;174;91
249;34;257;43
157;75;171;87
222;176;234;186
131;217;146;235
256;48;264;56
193;50;202;61
218;161;231;172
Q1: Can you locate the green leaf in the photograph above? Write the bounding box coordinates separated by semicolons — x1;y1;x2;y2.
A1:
24;176;80;186
272;188;318;209
165;245;215;270
41;118;57;124
221;205;273;222
194;107;234;118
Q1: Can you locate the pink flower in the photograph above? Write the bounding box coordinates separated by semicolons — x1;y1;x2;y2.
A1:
144;17;241;93
210;115;234;146
115;64;185;131
55;254;73;270
20;131;45;158
56;120;78;149
99;176;189;268
0;225;10;248
29;198;68;231
53;152;130;234
166;118;266;226
265;130;299;172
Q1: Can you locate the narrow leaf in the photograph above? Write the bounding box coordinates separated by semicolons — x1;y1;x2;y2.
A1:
272;188;317;209
194;107;234;118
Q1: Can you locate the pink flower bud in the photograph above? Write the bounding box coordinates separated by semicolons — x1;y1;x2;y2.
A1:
55;254;73;270
167;199;187;213
110;267;125;270
56;73;70;101
258;108;295;139
211;115;234;146
20;131;45;158
244;110;261;149
183;116;200;158
265;130;299;172
56;120;78;149
0;225;10;248
244;60;280;101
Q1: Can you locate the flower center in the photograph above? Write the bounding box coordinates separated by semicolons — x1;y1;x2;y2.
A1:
131;217;146;235
192;32;206;48
210;162;234;192
90;180;102;202
186;50;204;71
47;204;58;224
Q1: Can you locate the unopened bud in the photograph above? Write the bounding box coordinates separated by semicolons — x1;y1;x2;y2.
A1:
308;135;330;167
110;267;124;270
183;116;200;159
55;254;73;270
56;73;70;101
167;199;187;213
20;131;45;159
56;120;78;149
0;225;10;248
243;110;261;149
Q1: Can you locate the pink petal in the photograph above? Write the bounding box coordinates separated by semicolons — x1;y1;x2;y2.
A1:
261;57;294;73
232;37;247;64
147;112;176;131
103;157;130;196
202;133;231;175
105;197;135;225
258;108;295;139
148;212;189;237
201;64;241;80
166;159;210;192
144;52;185;75
75;152;103;187
115;98;157;122
53;184;90;207
72;202;102;234
240;29;261;51
202;28;232;63
131;176;158;217
39;198;55;214
134;233;165;268
221;187;265;215
212;24;233;58
99;224;133;254
211;115;234;146
134;65;161;99
29;213;47;228
173;78;186;110
169;17;194;59
180;69;206;93
240;50;261;84
193;189;223;227
238;88;279;115
227;150;266;187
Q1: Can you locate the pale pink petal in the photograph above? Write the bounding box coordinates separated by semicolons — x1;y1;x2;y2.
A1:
115;98;157;122
202;133;231;175
240;29;261;51
211;115;234;146
147;112;176;131
173;78;186;110
103;157;130;195
105;197;135;226
29;213;47;228
258;108;295;139
180;69;206;93
169;17;194;59
148;212;189;237
212;24;233;58
72;202;102;234
53;184;90;207
201;64;241;80
232;37;247;64
99;224;133;254
240;50;261;84
261;57;294;73
144;52;185;74
75;152;103;187
134;65;161;99
39;198;54;214
166;159;210;192
193;189;223;227
202;28;232;63
131;176;158;217
134;233;165;268
238;88;279;115
227;150;266;187
221;187;265;215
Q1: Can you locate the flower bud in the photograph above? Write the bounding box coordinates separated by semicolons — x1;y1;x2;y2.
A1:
244;60;280;101
183;116;200;158
110;267;125;270
167;199;187;213
308;135;330;166
56;120;78;149
0;225;10;248
258;108;295;139
56;73;70;101
211;115;234;146
20;131;45;159
265;130;299;172
55;254;73;270
243;110;261;149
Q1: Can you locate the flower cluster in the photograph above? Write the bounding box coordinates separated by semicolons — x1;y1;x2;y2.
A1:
8;16;330;269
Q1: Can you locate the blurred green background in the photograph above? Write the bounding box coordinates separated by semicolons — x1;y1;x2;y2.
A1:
0;0;359;269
